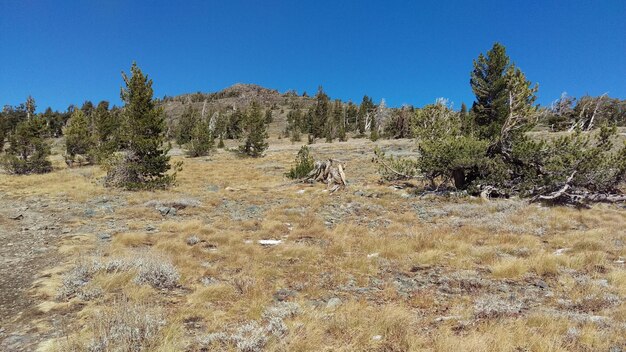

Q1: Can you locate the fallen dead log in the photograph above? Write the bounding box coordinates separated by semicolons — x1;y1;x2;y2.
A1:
304;159;347;192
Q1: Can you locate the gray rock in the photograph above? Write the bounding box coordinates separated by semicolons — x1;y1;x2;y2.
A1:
274;288;297;302
84;209;96;217
156;206;176;216
535;280;548;289
97;233;111;241
326;297;342;309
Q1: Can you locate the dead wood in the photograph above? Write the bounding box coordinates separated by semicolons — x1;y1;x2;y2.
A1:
304;159;347;192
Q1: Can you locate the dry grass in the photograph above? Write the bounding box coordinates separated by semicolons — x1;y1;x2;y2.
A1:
3;138;625;351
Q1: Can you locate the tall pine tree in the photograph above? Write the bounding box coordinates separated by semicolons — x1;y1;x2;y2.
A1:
64;109;93;159
240;101;268;157
470;42;510;140
110;62;174;189
311;86;330;139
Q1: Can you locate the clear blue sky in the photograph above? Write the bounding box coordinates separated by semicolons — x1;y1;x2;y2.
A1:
1;0;624;111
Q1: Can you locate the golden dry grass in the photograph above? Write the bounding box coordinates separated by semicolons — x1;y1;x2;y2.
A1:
2;138;625;351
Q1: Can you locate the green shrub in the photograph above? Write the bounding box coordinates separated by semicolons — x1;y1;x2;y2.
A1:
286;146;315;179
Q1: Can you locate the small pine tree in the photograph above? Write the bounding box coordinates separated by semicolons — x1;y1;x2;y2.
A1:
64;109;94;159
176;105;198;145
265;108;273;124
286;145;315;179
239;101;268;157
106;62;176;190
290;128;301;142
3;116;52;174
187;118;214;157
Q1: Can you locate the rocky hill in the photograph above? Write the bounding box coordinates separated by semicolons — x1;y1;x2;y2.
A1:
159;83;316;137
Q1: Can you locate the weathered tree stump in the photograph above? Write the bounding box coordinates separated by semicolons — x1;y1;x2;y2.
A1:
304;159;347;192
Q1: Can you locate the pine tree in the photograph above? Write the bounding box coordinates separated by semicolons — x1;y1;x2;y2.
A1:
333;99;346;142
0;112;6;151
239;101;268;157
187;117;214;157
325;100;340;142
357;95;374;137
345;102;358;132
459;102;473;135
311;86;330;139
176;104;198;145
286;145;315;179
107;62;175;190
286;108;303;142
92;101;121;162
81;100;95;119
226;109;244;139
3;114;52;174
64;109;94;159
265;108;273;124
470;42;510;140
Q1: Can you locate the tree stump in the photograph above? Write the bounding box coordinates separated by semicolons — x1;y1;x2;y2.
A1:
304;159;347;192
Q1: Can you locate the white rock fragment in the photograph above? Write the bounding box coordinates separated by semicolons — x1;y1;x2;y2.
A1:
367;252;379;258
258;239;282;246
296;189;306;194
372;335;383;341
553;248;570;256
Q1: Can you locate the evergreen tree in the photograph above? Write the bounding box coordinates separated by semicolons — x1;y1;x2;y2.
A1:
42;107;66;138
357;95;374;137
81;100;95;120
187;117;214;157
3;115;52;174
92;101;121;162
0;112;6;151
226;109;244;139
459;102;472;135
345;102;358;132
286;108;303;142
239;101;268;157
265;108;273;124
311;86;330;139
286;145;315;179
107;62;174;190
333;99;346;142
470;42;510;140
64;109;94;159
176;104;199;145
